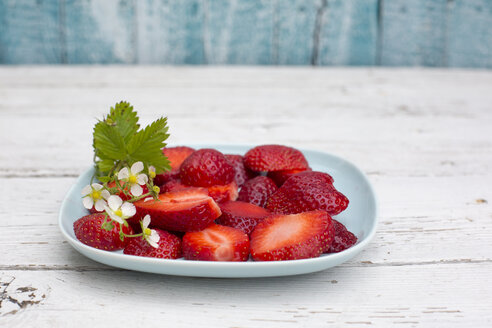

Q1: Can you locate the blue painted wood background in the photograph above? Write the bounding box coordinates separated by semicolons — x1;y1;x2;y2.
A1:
0;0;491;67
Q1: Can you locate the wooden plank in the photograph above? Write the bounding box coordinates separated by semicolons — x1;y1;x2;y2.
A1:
316;0;378;65
447;0;492;68
0;0;62;63
274;0;318;65
136;0;205;64
64;0;135;63
380;0;447;66
1;264;491;326
205;0;274;64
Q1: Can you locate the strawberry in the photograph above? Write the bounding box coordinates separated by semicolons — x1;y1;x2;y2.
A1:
161;178;238;204
250;210;333;261
208;181;238;203
179;148;235;187
183;224;250;261
328;220;358;253
225;154;257;187
154;146;195;186
74;213;134;251
217;201;271;235
132;188;221;232
266;171;348;216
124;229;182;259
237;176;278;208
244;145;309;172
267;167;311;187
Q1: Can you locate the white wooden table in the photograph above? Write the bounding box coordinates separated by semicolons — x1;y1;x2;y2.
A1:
1;67;491;327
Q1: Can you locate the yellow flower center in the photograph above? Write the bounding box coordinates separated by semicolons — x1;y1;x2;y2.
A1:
129;174;138;184
114;209;123;217
149;171;156;179
144;228;152;236
153;186;160;194
91;190;101;200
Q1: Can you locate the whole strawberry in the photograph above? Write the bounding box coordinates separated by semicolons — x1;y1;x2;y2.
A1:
266;171;348;216
124;229;182;259
74;213;134;251
179;148;235;187
267;167;311;187
244;145;309;172
238;176;278;208
225;154;257;187
217;201;271;235
328;220;358;253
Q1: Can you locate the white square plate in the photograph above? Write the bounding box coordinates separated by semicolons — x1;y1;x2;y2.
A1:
59;144;377;278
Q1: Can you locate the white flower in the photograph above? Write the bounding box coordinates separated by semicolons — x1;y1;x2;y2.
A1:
104;195;136;224
141;215;160;248
148;166;156;179
81;183;110;211
118;162;149;196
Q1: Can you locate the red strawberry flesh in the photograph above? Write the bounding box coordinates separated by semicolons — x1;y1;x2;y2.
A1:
132;188;221;232
154;146;195;186
217;201;271;235
183;224;250;261
250;210;333;261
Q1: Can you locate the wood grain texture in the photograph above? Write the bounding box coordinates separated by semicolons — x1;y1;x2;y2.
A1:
0;0;62;64
317;0;378;65
380;0;448;66
447;0;492;68
64;0;136;64
0;66;491;326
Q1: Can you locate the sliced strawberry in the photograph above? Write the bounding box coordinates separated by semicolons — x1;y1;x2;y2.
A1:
124;229;182;259
132;188;221;232
179;148;235;187
225;154;257;187
267;167;312;187
161;179;238;204
328;220;358;253
208;181;238;203
237;176;278;208
250;210;333;261
74;213;134;251
217;201;271;235
266;171;348;216
183;224;250;261
244;145;309;172
154;146;195;186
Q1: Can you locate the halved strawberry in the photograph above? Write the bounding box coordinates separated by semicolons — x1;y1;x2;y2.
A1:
124;229;182;259
328;220;358;253
74;213;134;251
250;210;332;261
266;171;348;216
154;146;195;186
179;148;235;187
237;176;278;208
183;224;250;261
161;179;238;204
225;154;257;187
267;167;312;187
244;145;309;172
208;181;238;203
217;201;271;235
132;188;221;232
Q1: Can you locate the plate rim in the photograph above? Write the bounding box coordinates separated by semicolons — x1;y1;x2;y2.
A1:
58;144;378;277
